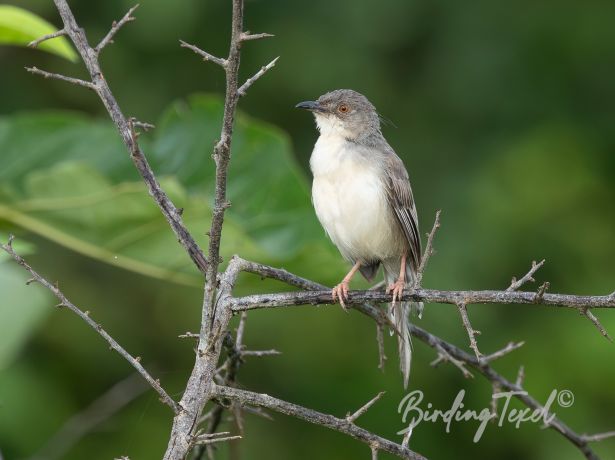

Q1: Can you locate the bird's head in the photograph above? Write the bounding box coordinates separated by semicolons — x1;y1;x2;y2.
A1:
295;89;381;140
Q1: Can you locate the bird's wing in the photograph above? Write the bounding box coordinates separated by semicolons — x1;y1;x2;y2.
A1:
383;151;421;272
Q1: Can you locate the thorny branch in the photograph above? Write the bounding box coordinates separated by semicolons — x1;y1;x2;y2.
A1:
12;1;614;460
29;0;208;274
456;301;482;360
414;210;441;288
408;324;615;460
165;1;281;459
229;288;615;312
216;254;614;460
95;4;139;53
0;237;178;412
214;385;426;460
27;28;67;48
237;56;279;97
507;259;546;291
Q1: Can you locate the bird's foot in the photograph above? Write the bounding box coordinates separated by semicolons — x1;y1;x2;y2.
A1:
332;281;350;312
386;279;405;306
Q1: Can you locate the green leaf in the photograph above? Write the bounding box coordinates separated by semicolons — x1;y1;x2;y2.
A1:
0;94;343;286
0;5;77;62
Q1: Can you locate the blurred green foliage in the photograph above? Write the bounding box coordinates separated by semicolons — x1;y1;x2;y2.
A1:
0;1;614;459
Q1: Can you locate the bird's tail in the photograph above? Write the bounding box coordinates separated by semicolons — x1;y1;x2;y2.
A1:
383;264;423;389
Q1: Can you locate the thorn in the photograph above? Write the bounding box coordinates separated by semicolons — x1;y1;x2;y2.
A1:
580;307;612;342
534;281;550;302
240;31;275;42
345;392;385;424
515;365;525;387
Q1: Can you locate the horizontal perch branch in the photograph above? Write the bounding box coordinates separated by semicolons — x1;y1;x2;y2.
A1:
231;288;615;310
223;256;614;459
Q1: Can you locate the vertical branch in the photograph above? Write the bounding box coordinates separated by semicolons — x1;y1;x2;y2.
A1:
164;0;277;457
200;0;244;339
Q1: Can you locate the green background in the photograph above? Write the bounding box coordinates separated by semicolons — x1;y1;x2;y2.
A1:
1;1;614;459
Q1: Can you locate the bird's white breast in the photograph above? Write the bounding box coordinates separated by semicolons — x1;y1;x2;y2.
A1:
310;134;401;263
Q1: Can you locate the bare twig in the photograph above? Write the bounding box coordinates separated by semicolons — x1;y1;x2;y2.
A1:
128;117;155;133
192;432;241;446
95;4;139;53
0;238;178;412
580;307;612;342
180;40;227;68
28;29;67;48
535;281;550;302
482;341;525;363
240;31;274;41
401;427;413;449
376;323;387;370
179;332;200;339
371;444;379;460
214;385;426;460
414;210;441;288
456;302;482;360
25;66;95;90
507;259;545;292
515;365;525;386
346;392;385;424
241;349;281;357
237;56;280;97
581;431;615;442
490;381;502;419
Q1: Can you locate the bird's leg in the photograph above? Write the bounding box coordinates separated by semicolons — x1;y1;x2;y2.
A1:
332;261;362;311
386;254;407;306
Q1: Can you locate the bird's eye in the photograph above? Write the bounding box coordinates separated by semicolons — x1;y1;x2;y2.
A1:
338;104;349;113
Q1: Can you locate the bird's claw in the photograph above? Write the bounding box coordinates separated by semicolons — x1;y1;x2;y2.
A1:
386;279;405;306
332;282;350;312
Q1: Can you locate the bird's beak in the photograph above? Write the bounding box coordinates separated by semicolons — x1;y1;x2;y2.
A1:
295;100;326;112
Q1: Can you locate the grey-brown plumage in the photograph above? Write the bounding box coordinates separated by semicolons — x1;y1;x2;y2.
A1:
296;89;422;387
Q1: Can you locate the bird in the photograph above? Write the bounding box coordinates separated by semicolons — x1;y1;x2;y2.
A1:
296;89;422;388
